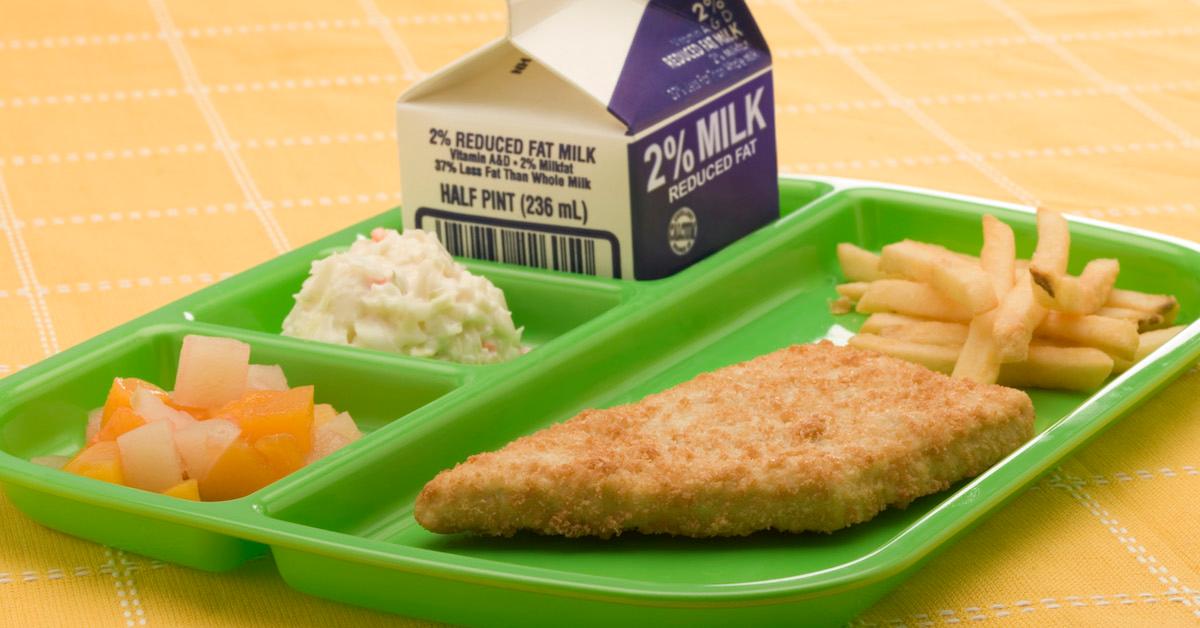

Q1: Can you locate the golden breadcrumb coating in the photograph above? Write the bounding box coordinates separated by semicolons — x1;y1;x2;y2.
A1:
415;342;1034;538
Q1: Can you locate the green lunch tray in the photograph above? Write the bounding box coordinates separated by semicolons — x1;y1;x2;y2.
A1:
1;176;1198;627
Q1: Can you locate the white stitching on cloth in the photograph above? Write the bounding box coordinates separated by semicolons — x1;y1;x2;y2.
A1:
0;74;404;108
772;25;1200;59
0;13;505;51
148;0;291;255
103;548;146;627
773;0;1040;206
850;592;1186;626
359;0;424;79
0;191;402;230
0;131;394;167
1049;470;1200;617
984;0;1200;149
0;171;60;355
778;79;1200;114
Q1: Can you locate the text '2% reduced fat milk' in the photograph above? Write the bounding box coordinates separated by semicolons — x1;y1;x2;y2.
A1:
396;0;778;280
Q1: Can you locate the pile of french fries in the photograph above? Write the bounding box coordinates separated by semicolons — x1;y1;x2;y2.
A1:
833;209;1185;392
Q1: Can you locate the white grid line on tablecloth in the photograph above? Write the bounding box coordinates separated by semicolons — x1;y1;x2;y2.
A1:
103;548;146;627
851;592;1192;626
1049;471;1200;619
0;191;402;230
774;0;1040;206
149;0;291;255
3;16;1198;55
0;170;59;355
0;74;408;108
985;0;1200;149
788;139;1194;173
778;79;1200;114
360;0;424;79
9;75;1200;114
772;24;1200;59
1067;466;1200;487
0;13;506;50
0;131;394;167
0;273;234;300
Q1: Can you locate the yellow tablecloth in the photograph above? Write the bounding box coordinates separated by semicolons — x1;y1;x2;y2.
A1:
1;0;1198;625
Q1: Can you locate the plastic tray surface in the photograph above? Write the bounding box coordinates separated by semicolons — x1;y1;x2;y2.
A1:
1;176;1197;626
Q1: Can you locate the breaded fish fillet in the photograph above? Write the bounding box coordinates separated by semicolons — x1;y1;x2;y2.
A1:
415;342;1034;538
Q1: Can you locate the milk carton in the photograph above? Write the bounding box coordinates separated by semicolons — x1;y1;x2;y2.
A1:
396;0;777;279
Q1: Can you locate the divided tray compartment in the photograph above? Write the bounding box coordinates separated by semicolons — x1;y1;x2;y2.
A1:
0;176;1197;626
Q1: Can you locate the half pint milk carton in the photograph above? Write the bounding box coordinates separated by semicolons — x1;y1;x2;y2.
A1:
396;0;777;279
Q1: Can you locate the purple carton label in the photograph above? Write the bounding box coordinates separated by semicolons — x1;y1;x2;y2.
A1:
627;71;777;279
608;0;771;134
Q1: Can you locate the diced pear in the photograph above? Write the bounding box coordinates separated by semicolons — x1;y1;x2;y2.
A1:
307;412;363;463
63;441;124;485
162;478;200;501
116;421;184;492
313;403;338;427
132;388;197;430
173;419;240;481
246;364;289;391
172;335;250;408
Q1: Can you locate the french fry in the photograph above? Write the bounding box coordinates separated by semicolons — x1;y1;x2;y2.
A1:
992;270;1047;363
1032;258;1119;315
837;243;886;282
980;215;1015;301
829;297;854;315
1105;288;1178;317
859;312;931;333
856;279;974;322
1030;208;1070;279
881;240;996;313
998;344;1114;392
1036;311;1139;361
847;334;959;374
836;282;870;302
953;311;1001;384
1112;325;1186;374
1096;306;1165;333
877;321;970;347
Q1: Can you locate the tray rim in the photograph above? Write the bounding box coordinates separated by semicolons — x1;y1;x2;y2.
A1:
0;175;1197;608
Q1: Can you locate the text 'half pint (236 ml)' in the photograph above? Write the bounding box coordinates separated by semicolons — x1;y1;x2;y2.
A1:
396;0;778;279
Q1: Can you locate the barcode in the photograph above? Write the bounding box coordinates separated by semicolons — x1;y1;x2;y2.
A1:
431;217;601;276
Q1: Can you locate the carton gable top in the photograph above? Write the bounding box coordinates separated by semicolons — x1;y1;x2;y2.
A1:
507;0;771;134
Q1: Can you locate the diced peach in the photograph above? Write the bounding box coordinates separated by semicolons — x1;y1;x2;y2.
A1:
96;406;148;442
199;439;279;501
162;478;200;501
307;412;363;463
63;441;124;485
85;408;103;445
131;388;197;430
174;419;240;481
313;403;337;427
101;378;164;423
161;398;215;420
172;335;250;409
246;364;288;391
217;386;314;452
116;421;184;492
254;433;306;476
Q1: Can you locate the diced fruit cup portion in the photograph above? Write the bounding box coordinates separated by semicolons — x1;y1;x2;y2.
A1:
50;335;363;501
